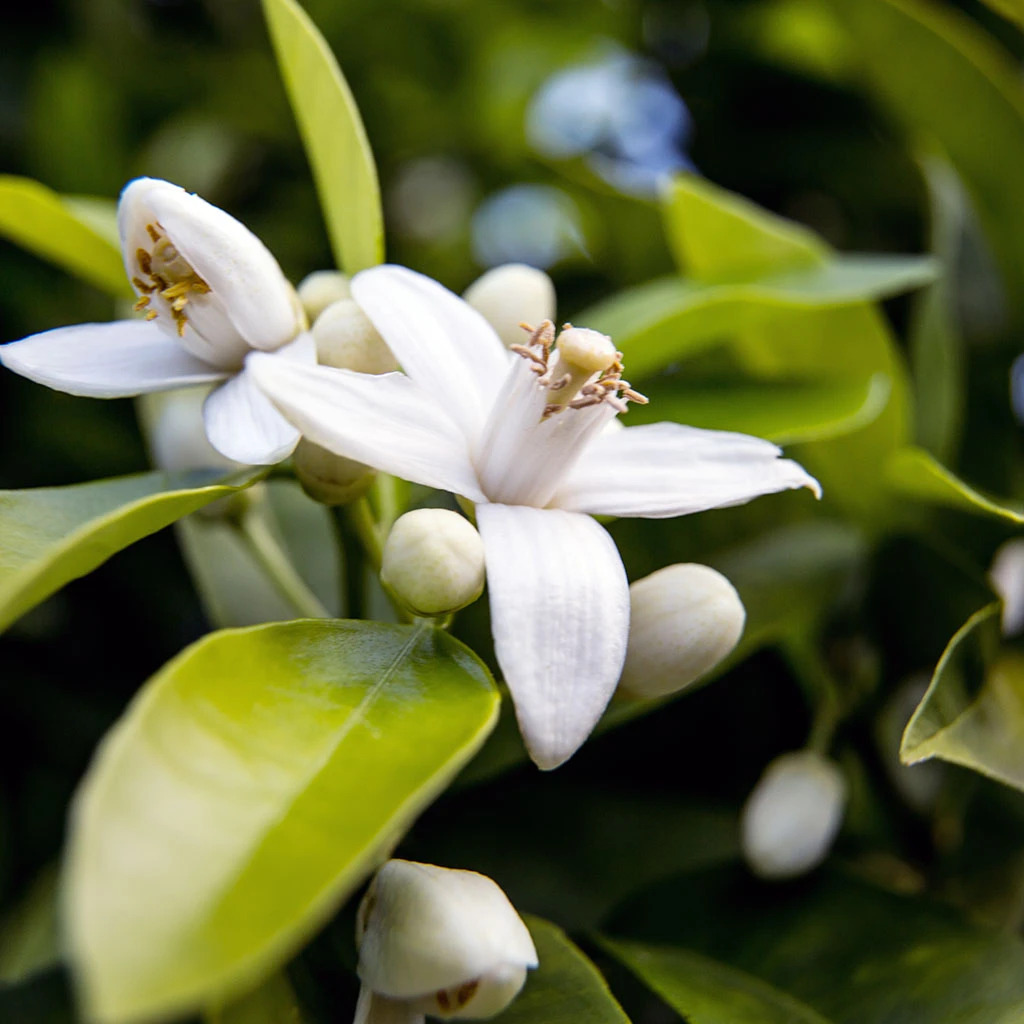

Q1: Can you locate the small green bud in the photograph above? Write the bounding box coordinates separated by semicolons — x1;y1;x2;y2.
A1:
380;509;486;617
618;563;745;699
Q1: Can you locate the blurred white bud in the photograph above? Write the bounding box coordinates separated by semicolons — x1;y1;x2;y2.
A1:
741;750;847;880
618;563;745;699
293;438;375;507
355;859;537;1024
989;539;1024;637
878;675;944;814
313;298;398;374
380;509;486;617
147;386;242;474
297;270;351;321
463;264;556;349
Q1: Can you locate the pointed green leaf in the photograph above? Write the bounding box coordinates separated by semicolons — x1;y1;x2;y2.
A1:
886;446;1024;524
826;0;1024;325
0;468;264;634
663;174;828;281
900;603;1024;792
65;620;498;1024
601;938;833;1024
587;255;935;380
0;867;60;987
0;177;128;297
206;973;304;1024
630;372;890;445
262;0;383;273
490;917;630;1024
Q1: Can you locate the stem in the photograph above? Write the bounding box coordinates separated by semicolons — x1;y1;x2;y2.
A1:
347;496;384;571
784;636;844;755
235;511;330;620
333;506;367;620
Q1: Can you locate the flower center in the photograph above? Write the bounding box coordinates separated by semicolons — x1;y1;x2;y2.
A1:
131;222;211;337
510;320;648;419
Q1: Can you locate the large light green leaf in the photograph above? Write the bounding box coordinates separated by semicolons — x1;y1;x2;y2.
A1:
609;866;1024;1024
900;603;1024;791
490;917;630;1024
206;973;304;1024
909;153;966;464
0;176;128;297
826;0;1024;326
587;255;935;381
885;446;1024;524
262;0;383;274
64;620;499;1024
978;0;1024;31
602;939;832;1024
0;468;264;634
630;372;890;445
0;866;60;987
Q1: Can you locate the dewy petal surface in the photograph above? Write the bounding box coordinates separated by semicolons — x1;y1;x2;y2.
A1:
121;178;301;353
0;320;226;397
351;265;510;441
476;503;630;771
248;355;485;500
552;421;821;518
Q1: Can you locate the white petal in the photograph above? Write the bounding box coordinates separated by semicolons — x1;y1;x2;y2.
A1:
119;178;302;353
0;320;225;397
354;986;422;1024
247;353;484;501
553;422;822;518
203;366;300;465
476;503;629;770
351;265;511;441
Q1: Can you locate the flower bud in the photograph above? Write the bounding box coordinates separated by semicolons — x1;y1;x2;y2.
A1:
741;751;846;880
293;438;375;506
313;298;398;374
297;269;351;321
989;539;1024;637
355;860;537;1023
618;563;745;699
463;264;556;349
380;510;486;617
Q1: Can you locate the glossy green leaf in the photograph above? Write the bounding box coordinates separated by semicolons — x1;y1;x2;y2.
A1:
978;0;1024;31
587;255;936;381
0;866;60;986
0;468;264;634
609;866;1024;1024
900;603;1024;791
885;446;1024;524
206;973;304;1024
65;620;499;1024
490;916;630;1024
826;0;1024;325
262;0;383;274
630;372;890;445
602;938;832;1024
0;176;128;297
663;173;828;281
909;152;966;463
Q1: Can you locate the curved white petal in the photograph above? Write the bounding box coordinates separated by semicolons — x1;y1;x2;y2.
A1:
119;178;301;354
203;365;300;465
351;265;510;441
354;987;422;1024
553;422;821;518
247;354;484;501
476;503;629;771
0;320;225;397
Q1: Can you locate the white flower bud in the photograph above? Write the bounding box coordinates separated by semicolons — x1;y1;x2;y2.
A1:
463;264;556;349
313;298;398;374
293;438;375;506
741;751;846;880
297;269;351;321
618;563;745;699
147;386;241;474
989;539;1024;637
380;510;486;617
355;860;537;1024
